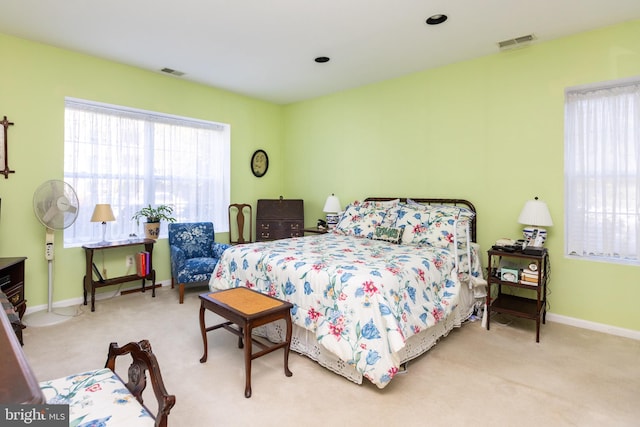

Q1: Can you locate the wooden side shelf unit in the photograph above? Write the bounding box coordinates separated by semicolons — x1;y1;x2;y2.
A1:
82;239;156;312
486;248;549;342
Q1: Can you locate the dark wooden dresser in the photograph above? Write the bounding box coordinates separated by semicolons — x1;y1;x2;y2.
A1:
0;257;27;345
0;257;27;318
256;198;304;241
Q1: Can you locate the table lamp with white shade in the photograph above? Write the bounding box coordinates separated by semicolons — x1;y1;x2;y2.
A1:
91;203;115;243
323;194;342;229
517;197;553;249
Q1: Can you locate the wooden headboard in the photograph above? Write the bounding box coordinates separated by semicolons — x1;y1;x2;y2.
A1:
364;197;477;242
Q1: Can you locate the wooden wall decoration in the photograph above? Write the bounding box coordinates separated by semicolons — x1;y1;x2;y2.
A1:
1;116;15;179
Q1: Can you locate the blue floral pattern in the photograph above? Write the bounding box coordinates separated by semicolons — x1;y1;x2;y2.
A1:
168;222;231;284
210;233;462;388
333;200;400;239
385;203;474;251
39;368;154;427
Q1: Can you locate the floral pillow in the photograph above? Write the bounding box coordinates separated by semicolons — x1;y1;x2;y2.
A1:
364;199;400;208
404;200;474;249
431;206;474;250
334;200;395;239
388;204;458;250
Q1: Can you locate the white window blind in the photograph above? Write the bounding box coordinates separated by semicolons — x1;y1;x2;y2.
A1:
564;78;640;264
63;98;230;246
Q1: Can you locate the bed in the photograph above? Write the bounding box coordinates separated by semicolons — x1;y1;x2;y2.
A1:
209;197;485;388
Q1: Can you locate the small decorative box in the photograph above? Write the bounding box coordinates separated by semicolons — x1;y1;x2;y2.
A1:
500;267;519;283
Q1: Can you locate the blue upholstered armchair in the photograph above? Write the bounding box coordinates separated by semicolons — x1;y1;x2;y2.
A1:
168;222;230;304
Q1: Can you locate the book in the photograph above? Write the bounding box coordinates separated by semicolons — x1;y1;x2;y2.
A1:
136;251;149;277
136;252;142;277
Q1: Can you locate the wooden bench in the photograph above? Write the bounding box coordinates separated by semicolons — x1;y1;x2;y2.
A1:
0;304;174;426
199;288;293;398
39;340;175;427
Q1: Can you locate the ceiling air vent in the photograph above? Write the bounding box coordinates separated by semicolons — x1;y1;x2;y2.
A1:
497;34;535;51
160;67;185;77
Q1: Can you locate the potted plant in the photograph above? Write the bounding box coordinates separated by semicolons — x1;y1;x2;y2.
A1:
132;204;176;240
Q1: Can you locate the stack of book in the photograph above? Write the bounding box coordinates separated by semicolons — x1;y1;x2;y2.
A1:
520;267;539;286
136;251;150;277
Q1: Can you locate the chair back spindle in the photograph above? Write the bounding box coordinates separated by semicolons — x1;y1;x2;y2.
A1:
229;204;252;244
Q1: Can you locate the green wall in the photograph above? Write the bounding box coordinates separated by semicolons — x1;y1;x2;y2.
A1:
283;20;640;332
0;33;284;305
2;20;639;333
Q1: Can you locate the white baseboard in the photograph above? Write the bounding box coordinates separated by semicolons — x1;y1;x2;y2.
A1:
547;312;640;341
24;280;172;315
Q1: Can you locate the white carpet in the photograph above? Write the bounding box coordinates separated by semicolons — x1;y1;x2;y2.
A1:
21;286;640;427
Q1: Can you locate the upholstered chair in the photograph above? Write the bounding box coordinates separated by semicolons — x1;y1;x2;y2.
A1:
168;222;230;304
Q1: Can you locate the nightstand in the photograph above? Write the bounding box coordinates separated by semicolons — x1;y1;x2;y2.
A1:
486;248;549;342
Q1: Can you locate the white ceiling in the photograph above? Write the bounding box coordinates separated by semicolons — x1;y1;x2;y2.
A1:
2;1;640;105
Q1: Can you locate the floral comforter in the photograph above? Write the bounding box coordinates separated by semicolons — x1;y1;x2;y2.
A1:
209;233;462;388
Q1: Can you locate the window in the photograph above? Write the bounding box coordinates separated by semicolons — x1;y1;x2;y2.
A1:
64;98;230;246
564;77;640;264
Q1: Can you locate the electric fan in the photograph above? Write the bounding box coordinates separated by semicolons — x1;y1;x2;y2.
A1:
24;180;80;327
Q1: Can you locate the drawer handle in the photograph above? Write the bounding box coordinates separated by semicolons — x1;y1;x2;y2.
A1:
290;224;300;230
261;224;270;230
9;294;20;305
261;232;270;238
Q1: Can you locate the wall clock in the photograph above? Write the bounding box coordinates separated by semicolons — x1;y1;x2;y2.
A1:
1;116;15;179
250;149;269;177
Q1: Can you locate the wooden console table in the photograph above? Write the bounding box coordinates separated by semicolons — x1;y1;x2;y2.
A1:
82;239;156;312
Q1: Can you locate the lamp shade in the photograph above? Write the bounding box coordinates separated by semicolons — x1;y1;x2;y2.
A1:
517;197;553;227
323;194;342;213
90;204;115;223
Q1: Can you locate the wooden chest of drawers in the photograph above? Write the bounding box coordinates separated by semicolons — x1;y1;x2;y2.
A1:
256;198;304;241
0;257;27;319
0;257;27;345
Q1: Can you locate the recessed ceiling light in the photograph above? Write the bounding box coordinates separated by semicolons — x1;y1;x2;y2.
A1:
314;56;330;63
426;14;448;25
